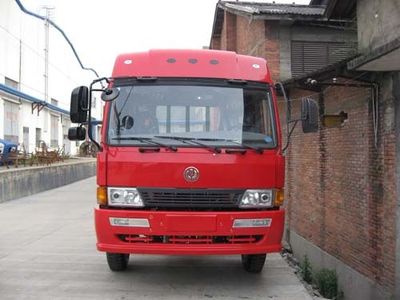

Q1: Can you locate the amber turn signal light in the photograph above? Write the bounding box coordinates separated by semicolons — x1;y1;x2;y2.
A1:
275;189;284;206
97;186;107;205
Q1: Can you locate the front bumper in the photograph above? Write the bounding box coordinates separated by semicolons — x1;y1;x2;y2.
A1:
95;208;284;255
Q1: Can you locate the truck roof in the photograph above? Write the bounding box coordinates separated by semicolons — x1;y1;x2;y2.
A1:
112;49;272;83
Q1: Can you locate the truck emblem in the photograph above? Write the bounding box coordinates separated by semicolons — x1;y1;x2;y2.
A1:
184;166;200;182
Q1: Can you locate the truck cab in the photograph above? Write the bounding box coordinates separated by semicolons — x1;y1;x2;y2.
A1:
68;49;306;273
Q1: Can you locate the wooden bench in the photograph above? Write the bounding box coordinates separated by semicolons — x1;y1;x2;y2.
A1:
35;141;62;165
4;147;30;168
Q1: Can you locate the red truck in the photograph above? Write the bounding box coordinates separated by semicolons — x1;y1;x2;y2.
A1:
68;49;317;273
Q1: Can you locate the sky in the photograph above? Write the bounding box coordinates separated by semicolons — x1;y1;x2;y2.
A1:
22;0;310;78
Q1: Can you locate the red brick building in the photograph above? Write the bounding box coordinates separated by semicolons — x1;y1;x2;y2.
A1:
210;1;399;299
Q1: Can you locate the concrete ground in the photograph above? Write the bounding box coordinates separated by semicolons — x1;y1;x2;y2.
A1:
0;177;312;300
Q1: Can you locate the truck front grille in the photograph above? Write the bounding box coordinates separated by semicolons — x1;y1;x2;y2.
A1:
138;188;244;209
118;234;263;244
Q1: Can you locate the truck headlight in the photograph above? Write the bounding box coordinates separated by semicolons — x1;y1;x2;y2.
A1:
239;189;274;208
107;187;144;207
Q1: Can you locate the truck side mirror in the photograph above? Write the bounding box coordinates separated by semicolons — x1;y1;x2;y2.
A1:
301;98;319;133
70;86;89;123
68;126;86;141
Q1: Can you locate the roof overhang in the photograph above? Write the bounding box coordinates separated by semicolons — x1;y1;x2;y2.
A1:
281;55;369;91
347;37;400;71
0;83;70;116
219;2;326;21
210;1;327;42
211;3;225;37
310;0;356;20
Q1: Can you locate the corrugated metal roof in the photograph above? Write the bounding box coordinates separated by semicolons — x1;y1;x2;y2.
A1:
221;1;325;17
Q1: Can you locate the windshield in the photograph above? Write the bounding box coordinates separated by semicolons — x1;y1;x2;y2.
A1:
107;81;276;148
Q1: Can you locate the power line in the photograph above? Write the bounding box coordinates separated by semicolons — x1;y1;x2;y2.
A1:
14;0;100;78
0;24;81;85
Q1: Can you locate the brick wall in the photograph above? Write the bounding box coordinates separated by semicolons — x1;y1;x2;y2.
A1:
235;15;265;57
210;8;397;295
285;79;397;291
215;14;281;82
264;21;280;81
220;11;237;51
210;35;221;50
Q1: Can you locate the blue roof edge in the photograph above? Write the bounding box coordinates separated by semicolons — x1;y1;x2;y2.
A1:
0;83;70;116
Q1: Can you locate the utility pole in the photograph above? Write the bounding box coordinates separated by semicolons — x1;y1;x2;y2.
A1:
43;6;54;103
42;6;54;134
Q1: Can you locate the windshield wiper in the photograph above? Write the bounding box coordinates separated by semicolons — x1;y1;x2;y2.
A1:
154;136;222;154
224;139;264;154
198;138;264;154
185;137;264;154
112;137;177;152
155;136;264;154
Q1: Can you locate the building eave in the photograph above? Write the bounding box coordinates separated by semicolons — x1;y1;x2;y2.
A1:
209;3;224;47
0;83;70;116
221;2;327;21
281;55;364;90
347;37;400;71
210;0;329;43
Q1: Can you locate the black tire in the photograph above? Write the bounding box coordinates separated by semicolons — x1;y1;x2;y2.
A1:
106;253;129;271
241;254;266;273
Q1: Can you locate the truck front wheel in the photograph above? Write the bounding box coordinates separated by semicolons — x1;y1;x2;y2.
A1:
106;253;129;271
241;254;266;273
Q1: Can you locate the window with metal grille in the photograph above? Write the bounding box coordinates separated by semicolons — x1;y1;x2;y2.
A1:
36;128;42;148
3;100;19;143
23;127;29;152
50;115;59;148
291;41;355;77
